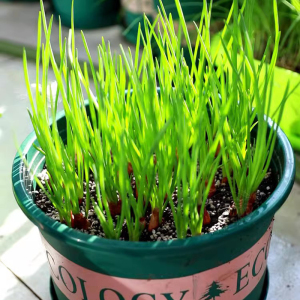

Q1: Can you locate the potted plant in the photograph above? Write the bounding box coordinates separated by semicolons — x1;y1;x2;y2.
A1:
12;0;295;299
51;0;120;29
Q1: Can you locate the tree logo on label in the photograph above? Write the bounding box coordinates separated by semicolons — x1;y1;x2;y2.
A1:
201;281;227;300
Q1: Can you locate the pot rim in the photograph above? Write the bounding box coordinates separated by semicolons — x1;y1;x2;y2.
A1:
12;107;295;253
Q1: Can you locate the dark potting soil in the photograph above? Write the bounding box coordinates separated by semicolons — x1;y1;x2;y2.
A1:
32;168;277;241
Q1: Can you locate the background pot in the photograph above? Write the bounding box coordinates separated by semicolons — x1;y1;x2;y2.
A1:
12;102;294;300
122;0;229;68
0;0;38;2
121;0;157;44
121;0;230;44
52;0;120;29
268;66;300;151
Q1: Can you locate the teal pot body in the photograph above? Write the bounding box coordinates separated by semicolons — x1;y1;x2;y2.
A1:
269;66;300;151
0;0;38;2
122;10;154;45
12;104;294;300
52;0;120;29
122;0;202;44
122;0;231;44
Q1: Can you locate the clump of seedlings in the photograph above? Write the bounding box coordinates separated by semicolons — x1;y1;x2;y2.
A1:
23;0;290;241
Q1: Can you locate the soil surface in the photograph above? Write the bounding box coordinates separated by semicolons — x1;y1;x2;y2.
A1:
32;168;277;241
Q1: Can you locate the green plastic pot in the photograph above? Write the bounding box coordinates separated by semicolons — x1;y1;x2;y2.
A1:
0;0;38;2
122;0;230;68
12;99;294;300
269;66;300;151
122;0;231;44
122;10;154;45
244;64;300;152
122;0;202;44
52;0;120;29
